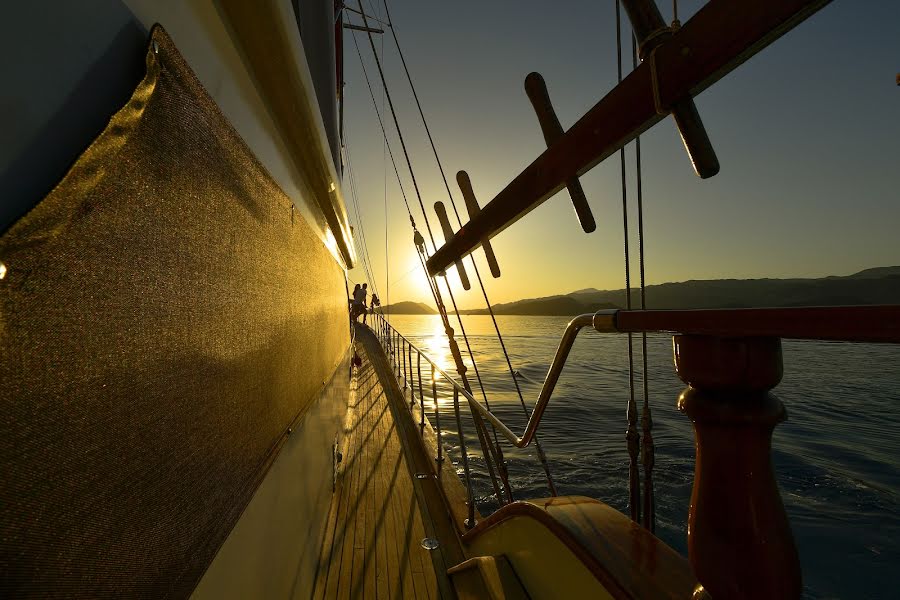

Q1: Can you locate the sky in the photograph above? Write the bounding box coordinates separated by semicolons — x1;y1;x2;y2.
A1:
341;0;899;310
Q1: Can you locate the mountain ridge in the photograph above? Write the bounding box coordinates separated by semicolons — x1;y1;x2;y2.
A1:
458;266;900;315
377;267;900;316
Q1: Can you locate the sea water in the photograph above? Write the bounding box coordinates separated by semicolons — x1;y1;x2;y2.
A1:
384;314;900;599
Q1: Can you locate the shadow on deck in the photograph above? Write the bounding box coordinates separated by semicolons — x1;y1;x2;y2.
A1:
313;325;461;599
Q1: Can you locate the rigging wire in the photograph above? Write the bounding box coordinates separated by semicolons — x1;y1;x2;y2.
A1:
356;0;515;496
381;28;389;321
343;128;381;300
354;4;512;502
380;0;556;495
632;31;655;533
356;4;435;246
350;33;413;217
616;0;642;525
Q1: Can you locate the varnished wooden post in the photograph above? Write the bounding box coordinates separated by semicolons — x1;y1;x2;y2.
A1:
675;335;800;599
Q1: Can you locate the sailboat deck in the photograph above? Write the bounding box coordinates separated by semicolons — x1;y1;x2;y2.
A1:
313;326;451;599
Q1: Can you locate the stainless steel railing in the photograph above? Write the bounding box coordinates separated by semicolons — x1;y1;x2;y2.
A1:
370;312;478;527
374;311;598;445
369;311;600;526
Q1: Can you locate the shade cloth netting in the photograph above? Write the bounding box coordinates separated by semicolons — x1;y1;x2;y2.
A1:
0;25;348;598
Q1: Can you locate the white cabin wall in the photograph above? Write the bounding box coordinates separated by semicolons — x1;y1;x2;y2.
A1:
0;0;345;263
123;0;344;264
293;0;341;173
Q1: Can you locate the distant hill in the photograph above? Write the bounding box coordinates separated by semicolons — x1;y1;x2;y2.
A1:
837;266;900;279
374;301;437;315
462;295;618;316
457;266;900;315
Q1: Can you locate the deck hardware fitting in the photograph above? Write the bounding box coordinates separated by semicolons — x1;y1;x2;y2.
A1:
420;538;440;550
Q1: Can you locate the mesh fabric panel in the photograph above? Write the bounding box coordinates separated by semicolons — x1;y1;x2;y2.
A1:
0;26;349;598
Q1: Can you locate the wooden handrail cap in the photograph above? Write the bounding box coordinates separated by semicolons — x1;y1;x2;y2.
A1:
674;335;783;391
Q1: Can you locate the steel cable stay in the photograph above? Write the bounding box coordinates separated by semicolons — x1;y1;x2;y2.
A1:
352;0;662;524
615;0;643;527
343;128;381;301
378;11;389;326
351;23;509;505
352;1;509;502
380;0;557;496
632;28;656;534
346;145;381;303
355;1;521;502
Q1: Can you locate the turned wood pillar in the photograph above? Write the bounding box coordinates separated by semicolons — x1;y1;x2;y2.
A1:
674;335;801;599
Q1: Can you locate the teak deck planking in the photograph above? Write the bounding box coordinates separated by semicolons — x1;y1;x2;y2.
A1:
313;330;446;599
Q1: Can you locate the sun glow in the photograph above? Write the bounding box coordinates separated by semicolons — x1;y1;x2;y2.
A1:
422;315;454;378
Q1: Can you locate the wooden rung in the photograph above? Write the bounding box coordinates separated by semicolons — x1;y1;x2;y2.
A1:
620;0;719;178
426;0;829;277
434;202;471;290
456;171;501;278
524;72;596;233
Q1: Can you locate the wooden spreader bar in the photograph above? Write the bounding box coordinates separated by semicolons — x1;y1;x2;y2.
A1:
426;0;832;277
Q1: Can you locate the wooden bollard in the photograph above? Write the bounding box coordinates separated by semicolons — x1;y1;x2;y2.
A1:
674;335;801;599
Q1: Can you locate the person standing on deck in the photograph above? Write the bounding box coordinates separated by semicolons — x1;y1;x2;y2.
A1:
350;283;362;322
359;283;369;324
351;283;366;322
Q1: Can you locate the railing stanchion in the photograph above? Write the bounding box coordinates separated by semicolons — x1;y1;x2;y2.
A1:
469;405;507;505
452;387;477;528
418;352;425;431
408;344;416;406
408;343;414;406
432;364;443;464
402;338;407;389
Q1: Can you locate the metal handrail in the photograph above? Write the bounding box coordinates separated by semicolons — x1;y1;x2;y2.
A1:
373;304;900;454
460;313;596;448
373;311;596;449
